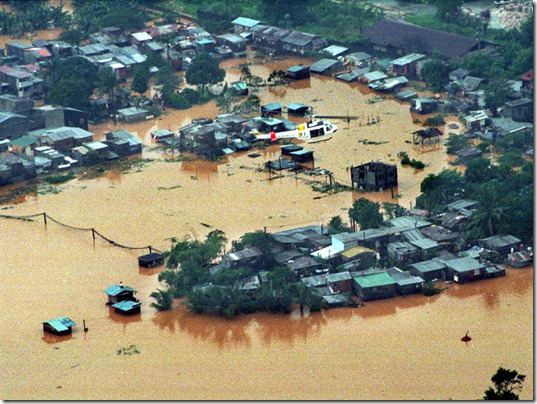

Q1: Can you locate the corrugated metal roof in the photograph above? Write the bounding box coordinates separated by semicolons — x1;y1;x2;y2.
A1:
104;284;137;296
409;238;439;250
287;64;308;73
323;45;348;57
353;271;396;288
444;257;484;272
43;317;76;332
310;58;339;73
112;300;141;311
326;271;352;282
363;71;388;82
287;103;307;110
232;17;261;28
409;259;446;273
261;102;282;112
391;53;425;66
10;135;38;148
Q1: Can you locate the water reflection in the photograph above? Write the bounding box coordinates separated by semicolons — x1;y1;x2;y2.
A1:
255;310;327;345
41;332;74;345
108;308;142;334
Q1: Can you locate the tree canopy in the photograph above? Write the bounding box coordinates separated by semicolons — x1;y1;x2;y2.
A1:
348;198;383;231
483;367;526;400
185;53;226;88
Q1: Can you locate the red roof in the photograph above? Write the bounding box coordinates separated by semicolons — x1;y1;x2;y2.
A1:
520;69;533;81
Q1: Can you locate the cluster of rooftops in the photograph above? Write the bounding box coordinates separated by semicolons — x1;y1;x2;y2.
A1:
42;196;532;332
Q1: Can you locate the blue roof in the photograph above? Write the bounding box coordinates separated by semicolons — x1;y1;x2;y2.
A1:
104;284;137;296
261;102;282;111
231;17;261;28
287;103;307;110
112;300;141;311
287;64;308;73
43;317;76;332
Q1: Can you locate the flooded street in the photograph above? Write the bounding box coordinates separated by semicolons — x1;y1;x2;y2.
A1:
0;53;533;400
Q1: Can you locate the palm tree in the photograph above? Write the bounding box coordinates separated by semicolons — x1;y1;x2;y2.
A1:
96;66;120;124
150;289;174;311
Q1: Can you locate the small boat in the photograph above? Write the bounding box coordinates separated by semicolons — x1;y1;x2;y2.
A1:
461;331;472;342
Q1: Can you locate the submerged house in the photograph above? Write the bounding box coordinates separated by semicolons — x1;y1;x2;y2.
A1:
111;300;141;315
43;317;76;335
352;269;397;301
386;267;425;295
138;252;164;268
478;235;521;256
408;259;447;282
310;58;344;76
103;283;138;305
286;64;310;80
350;161;398;191
441;257;485;283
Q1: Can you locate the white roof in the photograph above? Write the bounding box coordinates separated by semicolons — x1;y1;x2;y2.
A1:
311;245;343;260
131;32;152;42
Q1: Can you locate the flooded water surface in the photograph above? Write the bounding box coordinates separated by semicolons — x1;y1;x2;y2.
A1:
0;53;533;400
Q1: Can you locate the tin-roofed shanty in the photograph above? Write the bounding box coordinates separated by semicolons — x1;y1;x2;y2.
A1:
505;251;533;268
386;267;425;295
387;241;420;265
478;235;521;255
286;103;309;117
104;283;138;305
138;252;164;268
222;247;263;268
231;17;261;33
439;257;485;283
260;102;282;116
309;58;344;76
322;45;349;58
352;270;397;301
112;300;141;315
408;259;447;282
43;317;76;335
286;64;310;80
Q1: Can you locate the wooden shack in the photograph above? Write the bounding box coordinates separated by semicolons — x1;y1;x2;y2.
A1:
350;161;398;191
138;252;164;268
286;64;310;80
43;317;76;335
286;103;310;117
103;283;137;305
261;102;282;116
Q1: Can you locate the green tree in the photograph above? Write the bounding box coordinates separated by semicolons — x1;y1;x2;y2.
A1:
326;215;350;235
422;60;450;93
417;170;466;214
432;0;463;23
348;198;383;231
95;65;120;123
131;62;150;95
45;77;93;110
382;202;406;220
445;133;471;154
185;52;226;90
484;78;510;116
470;180;505;238
464;157;491;184
483;367;526;400
150;289;174;311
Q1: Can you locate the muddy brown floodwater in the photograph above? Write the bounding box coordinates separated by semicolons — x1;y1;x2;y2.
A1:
0;52;533;400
